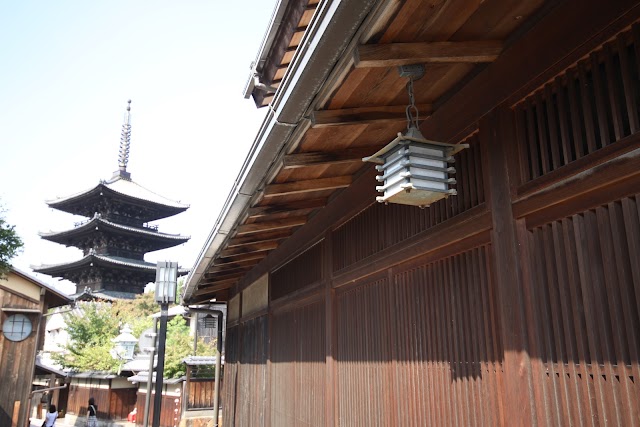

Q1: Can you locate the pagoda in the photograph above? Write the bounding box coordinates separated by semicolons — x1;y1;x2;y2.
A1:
34;101;190;299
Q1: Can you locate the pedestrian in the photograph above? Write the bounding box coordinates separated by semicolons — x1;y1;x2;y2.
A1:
44;404;57;427
86;397;97;427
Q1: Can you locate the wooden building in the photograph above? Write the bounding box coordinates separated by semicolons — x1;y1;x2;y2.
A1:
183;0;640;425
0;267;70;427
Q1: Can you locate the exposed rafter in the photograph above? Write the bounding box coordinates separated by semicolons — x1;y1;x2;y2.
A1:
227;229;293;247
247;198;327;219
219;241;279;257
236;217;307;235
355;40;504;68
212;255;264;267
203;270;246;282
264;176;352;197
194;280;238;295
283;147;385;169
311;104;433;127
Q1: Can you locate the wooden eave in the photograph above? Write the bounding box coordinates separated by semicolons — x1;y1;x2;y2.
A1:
251;0;320;107
192;0;563;301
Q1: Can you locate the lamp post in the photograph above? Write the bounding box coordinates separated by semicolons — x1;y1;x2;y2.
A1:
202;312;223;427
153;261;178;427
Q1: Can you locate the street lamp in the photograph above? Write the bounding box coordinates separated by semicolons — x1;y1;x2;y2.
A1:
112;324;137;360
153;261;177;427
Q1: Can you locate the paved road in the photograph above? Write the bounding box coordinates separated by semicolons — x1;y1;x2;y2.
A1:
30;418;136;427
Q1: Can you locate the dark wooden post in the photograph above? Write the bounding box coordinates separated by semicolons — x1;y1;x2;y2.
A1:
480;106;536;426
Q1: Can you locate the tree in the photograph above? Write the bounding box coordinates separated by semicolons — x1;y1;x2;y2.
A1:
52;294;217;378
0;204;23;278
52;302;121;372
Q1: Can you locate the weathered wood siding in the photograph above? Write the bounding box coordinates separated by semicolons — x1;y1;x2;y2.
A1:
220;11;640;427
0;288;40;427
134;389;181;427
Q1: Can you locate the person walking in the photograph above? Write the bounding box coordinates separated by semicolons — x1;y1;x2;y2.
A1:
44;404;57;427
86;398;97;427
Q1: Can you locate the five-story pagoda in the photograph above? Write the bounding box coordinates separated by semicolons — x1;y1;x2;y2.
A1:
34;101;189;299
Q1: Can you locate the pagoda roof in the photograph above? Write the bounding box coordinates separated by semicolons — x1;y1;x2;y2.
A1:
46;175;189;220
34;253;158;275
39;215;190;250
34;254;189;277
71;288;141;301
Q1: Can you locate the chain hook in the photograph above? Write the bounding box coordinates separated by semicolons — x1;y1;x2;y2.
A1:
405;78;419;130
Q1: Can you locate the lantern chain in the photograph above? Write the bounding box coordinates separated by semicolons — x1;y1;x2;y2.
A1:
405;78;420;130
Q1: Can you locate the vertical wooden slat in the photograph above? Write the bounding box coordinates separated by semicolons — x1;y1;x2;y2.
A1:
515;106;532;183
566;68;586;159
603;44;625;142
616;35;639;134
526;98;541;179
595;206;635;426
543;85;562;170
589;52;611;148
553;76;573;166
534;92;552;175
550;221;586;425
577;61;598;154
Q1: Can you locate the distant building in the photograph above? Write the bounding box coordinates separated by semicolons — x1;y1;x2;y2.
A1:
34;100;189;299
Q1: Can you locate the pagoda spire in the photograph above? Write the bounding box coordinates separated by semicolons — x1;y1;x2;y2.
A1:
115;100;132;180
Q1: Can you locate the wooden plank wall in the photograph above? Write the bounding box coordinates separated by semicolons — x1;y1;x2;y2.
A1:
220;20;640;427
187;378;216;410
0;290;40;427
270;300;325;427
67;382;110;419
134;391;182;427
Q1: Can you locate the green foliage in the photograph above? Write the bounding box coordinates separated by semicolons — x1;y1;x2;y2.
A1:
52;294;215;379
112;292;156;338
52;302;120;372
0;204;23;278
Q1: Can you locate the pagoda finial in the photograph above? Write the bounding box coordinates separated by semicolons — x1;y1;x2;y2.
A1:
117;100;132;178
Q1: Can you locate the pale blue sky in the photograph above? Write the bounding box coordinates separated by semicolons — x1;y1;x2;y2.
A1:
0;1;277;293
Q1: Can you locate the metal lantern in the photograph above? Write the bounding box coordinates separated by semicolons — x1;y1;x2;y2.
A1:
364;126;468;207
155;261;178;303
363;65;468;208
112;324;138;360
201;313;217;329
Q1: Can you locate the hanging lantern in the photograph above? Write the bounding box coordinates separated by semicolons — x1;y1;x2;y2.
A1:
363;65;468;208
201;314;217;329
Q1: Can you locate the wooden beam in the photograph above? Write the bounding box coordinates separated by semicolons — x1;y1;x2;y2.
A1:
194;280;237;295
203;270;249;281
227;229;293;247
213;254;266;266
311;104;433;127
355;40;503;68
236;217;307;235
247;198;327;218
219;241;279;257
283;147;381;169
209;258;260;270
264;176;352;197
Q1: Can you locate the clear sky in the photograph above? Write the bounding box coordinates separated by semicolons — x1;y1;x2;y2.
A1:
0;1;277;294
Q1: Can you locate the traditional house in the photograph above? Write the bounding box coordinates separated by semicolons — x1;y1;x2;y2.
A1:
0;267;70;427
183;0;640;426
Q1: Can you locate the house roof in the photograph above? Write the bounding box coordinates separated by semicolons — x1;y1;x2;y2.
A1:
9;266;72;308
183;0;553;303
